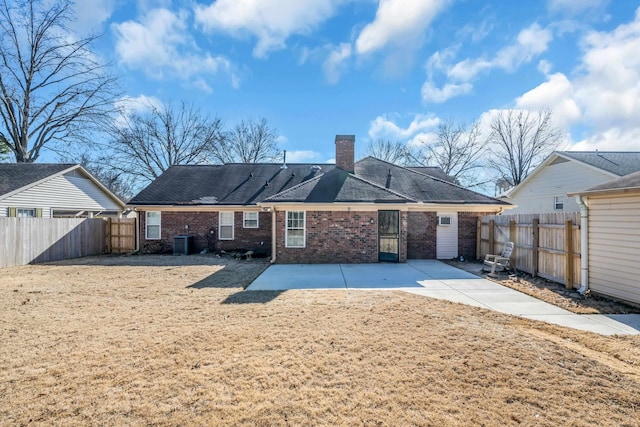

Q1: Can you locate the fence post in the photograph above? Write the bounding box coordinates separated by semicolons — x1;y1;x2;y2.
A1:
106;218;112;254
532;218;539;277
509;219;517;269
488;219;495;255
476;219;481;260
565;220;573;289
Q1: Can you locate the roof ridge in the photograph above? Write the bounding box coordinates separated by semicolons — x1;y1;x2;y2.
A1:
263;172;325;201
346;171;417;202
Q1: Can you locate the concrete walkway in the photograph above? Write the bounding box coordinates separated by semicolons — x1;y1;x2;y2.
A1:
247;260;640;336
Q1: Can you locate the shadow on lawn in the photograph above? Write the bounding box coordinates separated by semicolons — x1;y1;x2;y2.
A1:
221;290;284;304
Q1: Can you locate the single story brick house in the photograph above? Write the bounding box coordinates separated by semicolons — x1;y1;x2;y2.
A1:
127;135;512;263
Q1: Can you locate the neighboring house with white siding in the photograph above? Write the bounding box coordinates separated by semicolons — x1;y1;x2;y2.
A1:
500;151;640;214
569;171;640;305
0;164;127;218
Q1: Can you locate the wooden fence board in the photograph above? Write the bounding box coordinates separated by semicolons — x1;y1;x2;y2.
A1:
478;212;581;289
0;217;137;268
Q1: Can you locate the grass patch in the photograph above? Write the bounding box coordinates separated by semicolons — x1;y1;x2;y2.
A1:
1;255;639;425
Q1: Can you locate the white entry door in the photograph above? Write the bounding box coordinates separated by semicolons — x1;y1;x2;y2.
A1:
436;212;458;259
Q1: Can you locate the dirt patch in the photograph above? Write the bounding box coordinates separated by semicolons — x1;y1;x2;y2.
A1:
448;260;640;315
1;255;639;425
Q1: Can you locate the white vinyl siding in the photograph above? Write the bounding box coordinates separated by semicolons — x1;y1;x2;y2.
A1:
219;212;234;240
436;212;458;259
507;160;615;214
286;211;305;248
145;211;161;239
243;211;259;228
587;193;640;304
0;173;122;218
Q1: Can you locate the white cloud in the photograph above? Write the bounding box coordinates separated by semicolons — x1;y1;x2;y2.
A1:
113;8;237;89
548;0;609;15
423;23;552;103
515;73;581;130
571;128;640;151
72;0;116;34
421;81;472;103
355;0;448;55
194;0;344;58
113;95;163;127
323;43;352;84
368;114;440;141
285;150;323;163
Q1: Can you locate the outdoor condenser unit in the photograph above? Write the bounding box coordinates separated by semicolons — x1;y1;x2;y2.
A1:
173;235;194;255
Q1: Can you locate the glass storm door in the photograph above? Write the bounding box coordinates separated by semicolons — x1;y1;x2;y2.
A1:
378;210;399;262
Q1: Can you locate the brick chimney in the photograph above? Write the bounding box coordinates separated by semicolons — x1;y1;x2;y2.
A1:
335;135;355;173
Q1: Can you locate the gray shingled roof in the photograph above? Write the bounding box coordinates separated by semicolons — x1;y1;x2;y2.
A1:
129;163;337;205
0;163;75;196
576;170;640;194
355;157;509;205
407;166;455;183
130;158;508;206
559;152;640;176
264;168;414;203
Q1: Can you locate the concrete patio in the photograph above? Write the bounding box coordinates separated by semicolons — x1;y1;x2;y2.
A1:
247;260;640;336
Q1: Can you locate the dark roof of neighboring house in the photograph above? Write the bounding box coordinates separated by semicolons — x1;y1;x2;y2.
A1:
407;166;456;183
129;163;337;205
355;157;509;205
129;158;508;206
571;170;640;195
559;151;640;176
0;163;75;196
264;168;413;203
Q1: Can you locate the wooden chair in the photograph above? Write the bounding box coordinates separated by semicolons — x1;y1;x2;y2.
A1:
483;242;514;276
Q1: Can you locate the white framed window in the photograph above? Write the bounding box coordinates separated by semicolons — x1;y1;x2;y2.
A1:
286;211;305;248
17;208;37;217
243;211;259;228
219;211;235;240
554;196;564;211
145;211;161;240
438;216;452;226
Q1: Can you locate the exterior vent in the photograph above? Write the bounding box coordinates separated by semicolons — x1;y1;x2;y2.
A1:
437;216;452;226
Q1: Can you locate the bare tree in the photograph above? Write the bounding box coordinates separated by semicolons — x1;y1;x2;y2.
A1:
411;120;486;186
0;0;119;162
211;118;279;164
487;109;562;187
101;101;224;185
366;139;410;165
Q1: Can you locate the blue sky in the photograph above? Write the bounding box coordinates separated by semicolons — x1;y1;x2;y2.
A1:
71;0;640;165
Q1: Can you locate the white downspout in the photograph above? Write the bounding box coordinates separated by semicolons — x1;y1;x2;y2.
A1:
270;207;277;264
576;196;588;294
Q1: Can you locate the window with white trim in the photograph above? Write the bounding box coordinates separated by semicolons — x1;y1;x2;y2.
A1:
554;196;564;211
243;211;259;228
17;208;37;217
219;211;235;240
286;211;305;248
146;211;161;239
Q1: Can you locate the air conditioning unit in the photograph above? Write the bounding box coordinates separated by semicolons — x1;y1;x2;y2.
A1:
173;235;194;255
438;216;452;226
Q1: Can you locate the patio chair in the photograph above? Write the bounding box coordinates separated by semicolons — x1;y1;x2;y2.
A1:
482;242;514;276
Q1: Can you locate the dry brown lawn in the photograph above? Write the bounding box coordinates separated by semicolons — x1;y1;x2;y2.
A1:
1;255;639;426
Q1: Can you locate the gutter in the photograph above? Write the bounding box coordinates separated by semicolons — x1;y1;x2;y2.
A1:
270;206;277;264
575;196;589;294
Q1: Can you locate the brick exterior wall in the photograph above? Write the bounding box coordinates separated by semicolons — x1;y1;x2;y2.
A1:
139;210;271;254
274;210;409;264
458;211;494;260
275;210;378;263
407;211;437;259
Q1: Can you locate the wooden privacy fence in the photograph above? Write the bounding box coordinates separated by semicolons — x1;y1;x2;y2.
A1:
105;218;136;253
477;212;581;289
0;217;137;268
